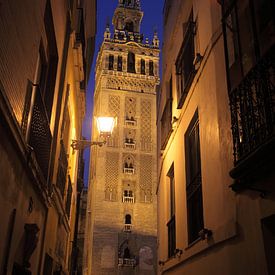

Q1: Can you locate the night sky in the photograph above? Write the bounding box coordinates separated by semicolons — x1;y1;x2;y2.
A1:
82;0;164;185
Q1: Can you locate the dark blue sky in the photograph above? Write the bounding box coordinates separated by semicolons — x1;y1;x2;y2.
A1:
82;0;164;185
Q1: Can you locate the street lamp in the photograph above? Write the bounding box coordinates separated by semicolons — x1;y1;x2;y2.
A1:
71;116;116;151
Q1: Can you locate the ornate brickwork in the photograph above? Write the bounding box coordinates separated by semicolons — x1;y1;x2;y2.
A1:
105;152;119;201
107;95;120;147
140;99;152;151
139;154;153;203
106;77;155;93
125;96;137;120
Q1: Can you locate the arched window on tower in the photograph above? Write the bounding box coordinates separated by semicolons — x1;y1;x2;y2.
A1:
125;214;132;224
124;214;132;232
149;60;154;76
109;54;114;70
140;59;145;75
127;52;136;73
125;21;134;32
117;56;123;71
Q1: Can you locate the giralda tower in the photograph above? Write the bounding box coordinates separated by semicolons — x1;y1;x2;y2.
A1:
85;1;160;274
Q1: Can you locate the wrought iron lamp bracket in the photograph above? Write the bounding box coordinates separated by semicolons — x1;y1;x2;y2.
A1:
71;139;106;151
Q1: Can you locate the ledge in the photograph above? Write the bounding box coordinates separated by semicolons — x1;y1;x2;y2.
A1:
160;219;237;273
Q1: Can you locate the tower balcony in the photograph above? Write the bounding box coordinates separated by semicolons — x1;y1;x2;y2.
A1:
123;168;135;174
125;117;137;126
122;195;135;203
123;224;133;232
124;141;136;149
118;258;136;267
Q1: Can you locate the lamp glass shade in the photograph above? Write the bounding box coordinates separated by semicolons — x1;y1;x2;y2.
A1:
96;117;115;136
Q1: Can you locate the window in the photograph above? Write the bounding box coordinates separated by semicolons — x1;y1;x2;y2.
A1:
125;21;134;32
176;10;196;109
65;176;73;217
125;214;132;224
222;0;275;167
140;59;145;74
185;111;204;244
223;0;274;90
160;77;173;149
149;60;154;76
117;56;123;71
127;52;136;73
167;164;176;258
43;0;58;119
109;54;114;70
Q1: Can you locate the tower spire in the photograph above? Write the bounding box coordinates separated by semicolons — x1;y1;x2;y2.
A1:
118;0;141;10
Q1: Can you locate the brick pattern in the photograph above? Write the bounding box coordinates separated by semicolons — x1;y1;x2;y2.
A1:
105;152;119;201
140;99;152;151
125;96;137;119
139;154;153;203
107;95;120;147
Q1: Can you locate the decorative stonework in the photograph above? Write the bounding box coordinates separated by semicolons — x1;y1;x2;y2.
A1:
105;152;119;201
106;76;155;93
107;95;120;147
140;99;152;151
125;96;137;120
139;154;152;203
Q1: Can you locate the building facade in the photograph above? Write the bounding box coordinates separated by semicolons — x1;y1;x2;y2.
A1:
84;1;160;274
157;0;274;274
0;0;96;274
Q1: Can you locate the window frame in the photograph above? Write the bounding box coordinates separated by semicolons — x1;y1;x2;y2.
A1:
185;110;204;244
176;11;196;109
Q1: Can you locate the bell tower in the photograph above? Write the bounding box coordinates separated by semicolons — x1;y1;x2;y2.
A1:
113;0;143;35
85;1;160;274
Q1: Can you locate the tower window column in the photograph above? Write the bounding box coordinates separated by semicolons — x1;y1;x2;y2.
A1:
149;60;154;76
127;52;136;73
117;56;123;71
141;59;146;75
109;54;114;70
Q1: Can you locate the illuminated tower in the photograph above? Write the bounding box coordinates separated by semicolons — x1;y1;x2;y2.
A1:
84;0;160;274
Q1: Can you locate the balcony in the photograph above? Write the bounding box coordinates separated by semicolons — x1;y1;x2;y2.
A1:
29;85;52;182
229;48;275;189
123;168;135;175
124;139;136;150
122;196;135;203
125;117;137;126
118;258;136;267
123;224;133;232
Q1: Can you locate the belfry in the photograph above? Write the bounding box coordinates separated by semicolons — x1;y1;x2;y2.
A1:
84;0;160;274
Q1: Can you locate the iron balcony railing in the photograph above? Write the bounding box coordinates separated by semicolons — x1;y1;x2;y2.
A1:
29;85;52;182
229;50;275;165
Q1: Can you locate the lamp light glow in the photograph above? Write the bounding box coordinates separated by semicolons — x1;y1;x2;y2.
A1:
96;116;116;137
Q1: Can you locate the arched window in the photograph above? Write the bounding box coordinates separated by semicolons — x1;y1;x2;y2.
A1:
109;54;114;70
124;247;130;259
140;59;145;74
149;60;154;76
117;56;123;71
125;21;134;32
125;214;132;224
127;52;136;73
